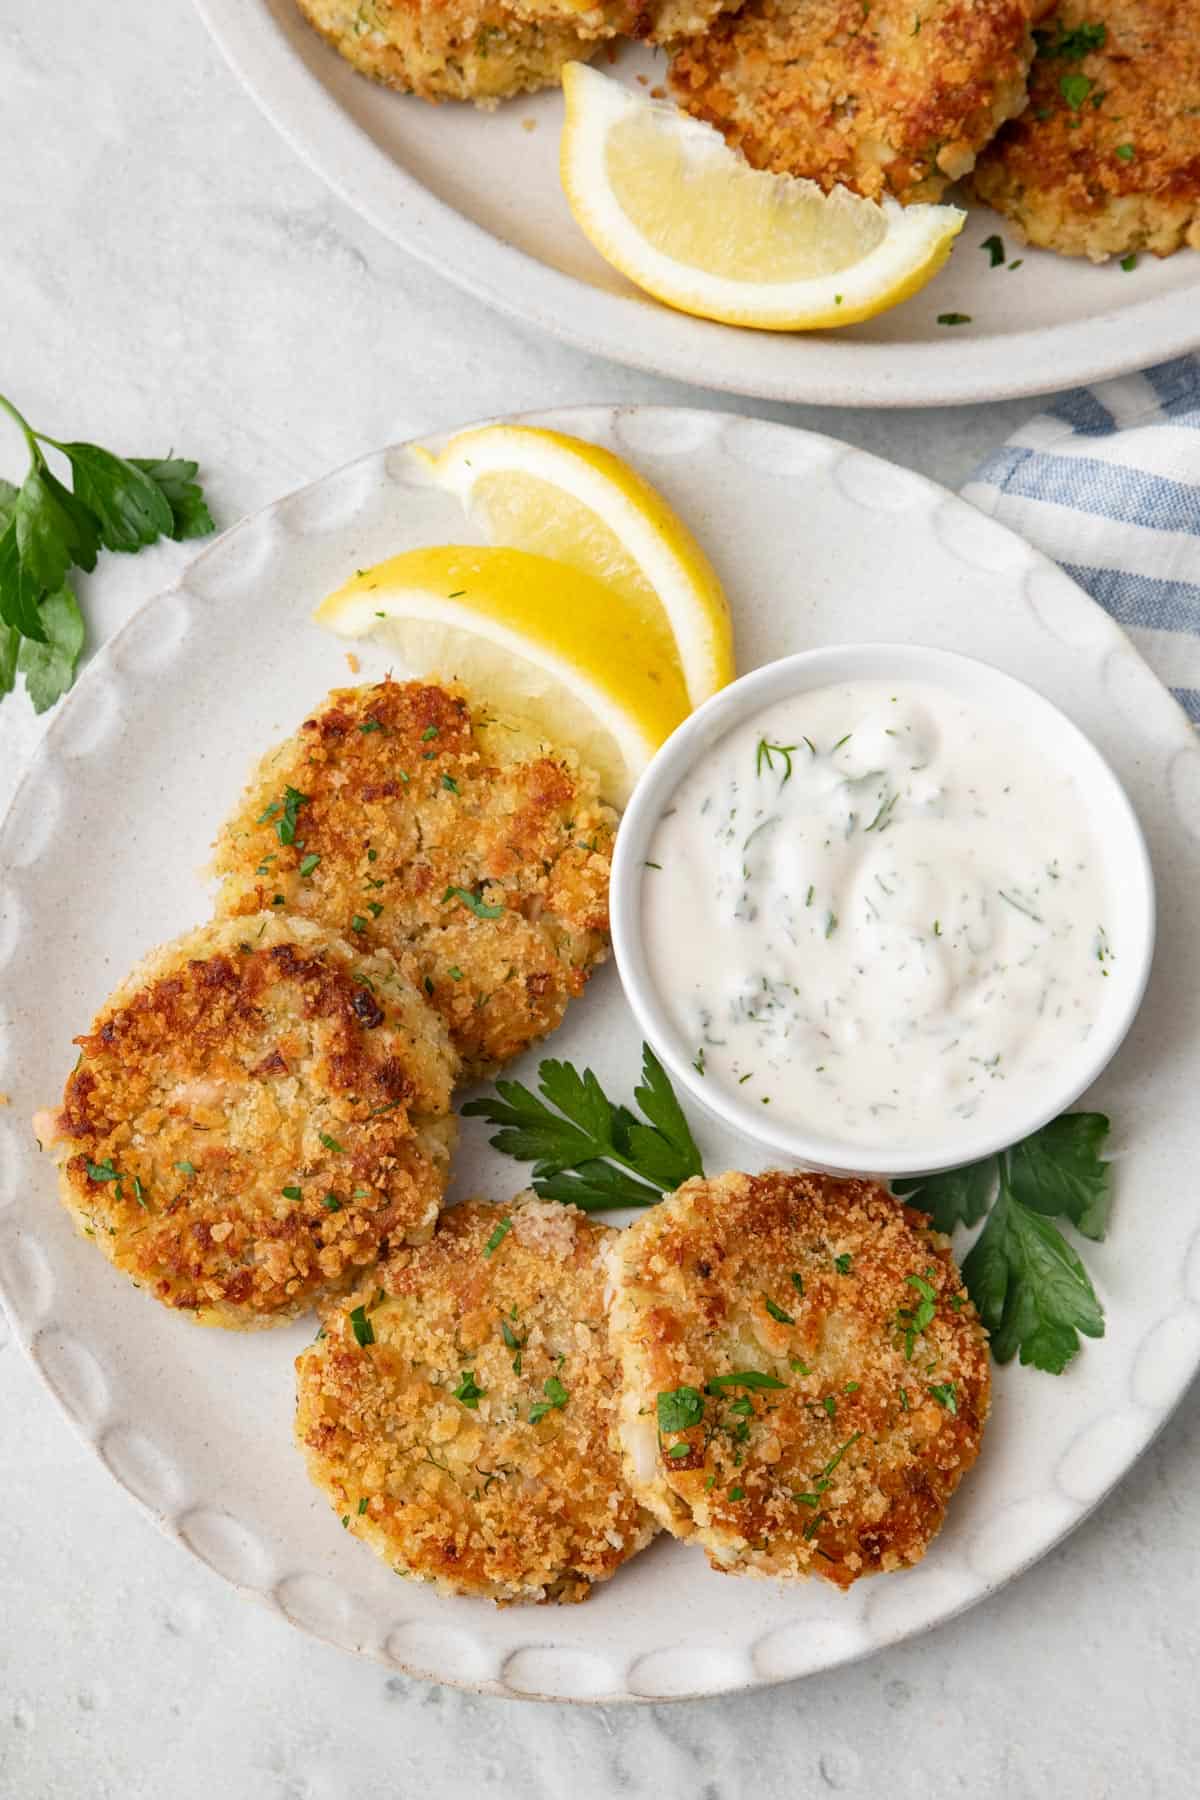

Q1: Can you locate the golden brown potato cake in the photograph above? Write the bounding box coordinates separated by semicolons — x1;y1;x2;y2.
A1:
670;0;1042;203
294;0;598;106
607;1170;990;1587
970;1;1200;259
295;1196;657;1602
507;0;741;43
35;914;457;1330
212;680;615;1080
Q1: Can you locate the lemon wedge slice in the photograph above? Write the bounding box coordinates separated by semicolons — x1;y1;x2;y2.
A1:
314;545;692;806
414;422;734;710
559;63;965;331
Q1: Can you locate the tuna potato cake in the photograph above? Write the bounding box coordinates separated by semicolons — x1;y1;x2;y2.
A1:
296;1196;657;1601
35;914;457;1329
212;679;616;1080
293;0;599;106
607;1169;990;1587
670;0;1042;203
971;0;1200;259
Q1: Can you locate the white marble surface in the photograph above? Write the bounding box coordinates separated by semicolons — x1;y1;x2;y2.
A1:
0;1;1196;1794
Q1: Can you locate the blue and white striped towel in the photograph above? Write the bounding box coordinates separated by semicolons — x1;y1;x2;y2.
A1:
963;355;1200;724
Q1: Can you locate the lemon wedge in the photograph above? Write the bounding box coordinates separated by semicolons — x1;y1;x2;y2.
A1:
314;545;692;805
559;63;965;331
414;422;734;710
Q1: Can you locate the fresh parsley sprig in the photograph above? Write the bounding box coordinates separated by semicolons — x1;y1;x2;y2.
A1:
462;1043;704;1211
0;390;214;712
895;1114;1111;1375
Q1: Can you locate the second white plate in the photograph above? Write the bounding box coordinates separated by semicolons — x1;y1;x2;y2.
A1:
193;0;1200;407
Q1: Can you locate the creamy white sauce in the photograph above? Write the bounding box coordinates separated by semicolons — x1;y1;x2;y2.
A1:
642;679;1115;1153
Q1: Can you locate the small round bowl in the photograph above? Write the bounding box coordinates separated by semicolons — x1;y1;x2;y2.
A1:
610;643;1155;1178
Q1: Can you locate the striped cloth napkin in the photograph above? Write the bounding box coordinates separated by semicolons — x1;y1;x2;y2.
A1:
962;355;1200;723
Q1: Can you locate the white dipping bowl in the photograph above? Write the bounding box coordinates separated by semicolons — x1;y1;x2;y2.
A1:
610;643;1155;1178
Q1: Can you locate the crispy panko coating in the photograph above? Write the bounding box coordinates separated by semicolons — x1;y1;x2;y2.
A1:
971;0;1200;259
607;1171;990;1587
213;680;615;1080
35;915;457;1329
670;0;1041;202
295;1196;657;1602
506;0;741;43
294;0;598;106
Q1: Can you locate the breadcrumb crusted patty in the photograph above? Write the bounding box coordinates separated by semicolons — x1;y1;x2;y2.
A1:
970;0;1200;259
295;1197;657;1602
293;0;598;106
36;915;457;1329
213;680;616;1079
607;1171;990;1587
670;0;1041;202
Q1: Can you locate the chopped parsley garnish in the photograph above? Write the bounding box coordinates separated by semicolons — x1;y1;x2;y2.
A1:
1034;19;1106;57
1060;72;1092;110
319;1132;344;1153
281;1185;302;1201
707;1370;787;1392
85;1158;121;1182
692;1046;706;1076
790;1272;805;1296
463;1042;703;1212
667;1442;692;1459
441;884;504;920
298;852;320;877
896;1269;937;1359
131;1176;147;1209
441;774;459;794
453;1369;485;1408
729;1486;745;1501
1115;143;1135;161
1120;254;1138;271
350;914;367;932
270;786;309;846
420;724;439;742
894;1112;1111;1373
175;1161;196;1176
359;719;382;733
448;965;463;980
929;1382;958;1413
349;1305;374;1348
981;233;1005;267
357;1497;369;1514
937;313;972;326
834;1253;853;1275
763;1294;795;1325
657;1386;705;1431
483;1217;512;1258
322;1193;341;1212
529;1375;569;1423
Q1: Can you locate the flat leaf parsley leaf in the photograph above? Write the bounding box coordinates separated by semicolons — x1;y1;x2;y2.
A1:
462;1043;703;1211
0;391;213;712
897;1112;1111;1374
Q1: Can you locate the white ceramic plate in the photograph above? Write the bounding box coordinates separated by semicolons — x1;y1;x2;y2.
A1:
192;0;1200;408
2;407;1200;1705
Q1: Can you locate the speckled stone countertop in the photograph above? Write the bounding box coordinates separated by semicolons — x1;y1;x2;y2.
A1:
1;3;1196;1795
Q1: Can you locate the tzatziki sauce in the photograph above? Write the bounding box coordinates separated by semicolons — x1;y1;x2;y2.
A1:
642;678;1115;1153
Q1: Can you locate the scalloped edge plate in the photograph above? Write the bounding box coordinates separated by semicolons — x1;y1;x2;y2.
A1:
2;406;1199;1702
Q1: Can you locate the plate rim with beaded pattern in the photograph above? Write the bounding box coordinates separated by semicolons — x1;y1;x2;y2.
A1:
1;405;1199;1703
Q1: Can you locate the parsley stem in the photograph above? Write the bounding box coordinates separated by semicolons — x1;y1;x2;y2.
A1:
0;391;43;464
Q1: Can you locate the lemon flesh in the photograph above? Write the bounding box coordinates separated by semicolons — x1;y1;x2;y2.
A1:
416;422;734;710
315;545;692;806
560;63;965;330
